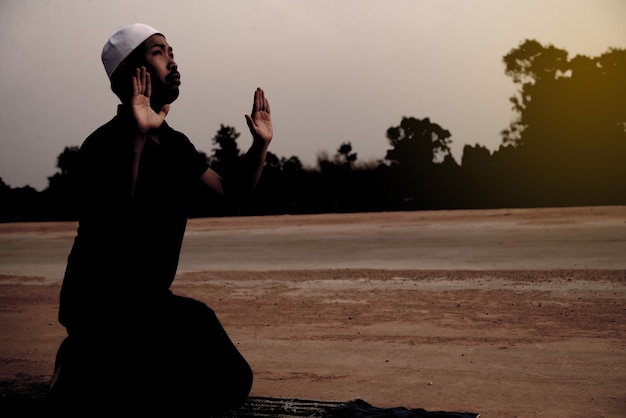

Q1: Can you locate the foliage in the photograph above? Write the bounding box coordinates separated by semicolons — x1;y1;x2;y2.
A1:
336;142;357;168
209;124;241;178
498;40;626;206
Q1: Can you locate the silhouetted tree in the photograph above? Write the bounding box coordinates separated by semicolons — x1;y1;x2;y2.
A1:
384;116;457;209
0;178;11;221
501;40;626;205
0;183;42;222
336;142;357;168
386;117;452;166
248;151;312;214
459;144;494;208
210;124;241;177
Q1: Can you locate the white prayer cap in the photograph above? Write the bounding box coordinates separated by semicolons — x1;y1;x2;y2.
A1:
101;23;161;79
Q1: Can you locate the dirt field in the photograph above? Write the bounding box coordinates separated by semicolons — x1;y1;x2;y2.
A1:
1;206;625;417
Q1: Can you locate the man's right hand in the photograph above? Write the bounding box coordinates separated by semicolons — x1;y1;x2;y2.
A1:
132;66;170;134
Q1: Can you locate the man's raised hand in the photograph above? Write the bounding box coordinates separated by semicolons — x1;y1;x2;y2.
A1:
245;87;273;144
132;66;170;134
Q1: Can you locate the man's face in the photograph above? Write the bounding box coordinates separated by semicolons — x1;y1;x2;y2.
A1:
143;34;180;104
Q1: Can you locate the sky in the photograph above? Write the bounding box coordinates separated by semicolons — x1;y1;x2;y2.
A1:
1;0;624;191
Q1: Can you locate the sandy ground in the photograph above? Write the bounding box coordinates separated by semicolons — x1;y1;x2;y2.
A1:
0;206;625;417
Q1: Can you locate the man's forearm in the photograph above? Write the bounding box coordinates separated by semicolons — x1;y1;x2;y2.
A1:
236;139;269;198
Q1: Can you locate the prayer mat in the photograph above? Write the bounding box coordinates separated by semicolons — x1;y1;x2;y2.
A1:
215;396;479;418
0;379;480;418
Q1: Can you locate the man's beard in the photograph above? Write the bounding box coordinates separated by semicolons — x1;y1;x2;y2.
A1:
150;70;180;107
150;70;180;105
153;84;180;105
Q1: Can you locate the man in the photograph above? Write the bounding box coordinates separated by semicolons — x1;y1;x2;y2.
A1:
49;23;272;414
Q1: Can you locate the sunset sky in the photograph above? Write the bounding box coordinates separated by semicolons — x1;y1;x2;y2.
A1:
1;0;624;191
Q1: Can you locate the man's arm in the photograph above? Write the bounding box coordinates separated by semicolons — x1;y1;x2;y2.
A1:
201;87;273;200
130;67;171;196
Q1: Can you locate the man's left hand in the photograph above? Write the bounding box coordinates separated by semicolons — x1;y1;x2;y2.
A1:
245;88;273;144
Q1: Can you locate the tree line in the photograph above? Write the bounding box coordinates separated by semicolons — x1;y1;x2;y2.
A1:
1;39;624;222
